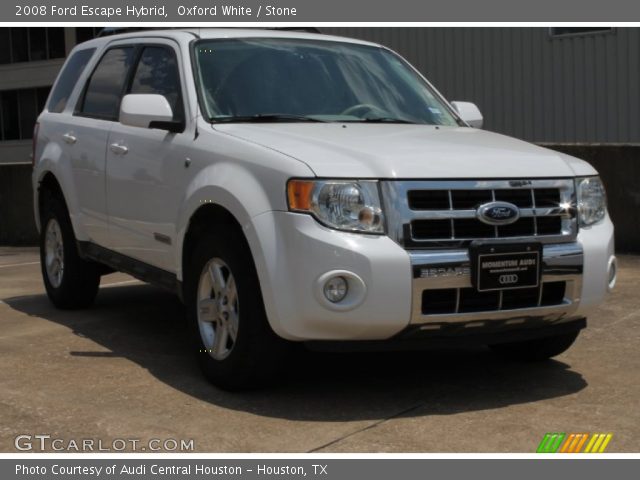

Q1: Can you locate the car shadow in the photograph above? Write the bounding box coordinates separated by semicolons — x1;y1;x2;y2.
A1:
4;283;588;422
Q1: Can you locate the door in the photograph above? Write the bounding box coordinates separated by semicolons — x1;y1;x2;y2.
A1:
67;46;137;247
105;44;188;271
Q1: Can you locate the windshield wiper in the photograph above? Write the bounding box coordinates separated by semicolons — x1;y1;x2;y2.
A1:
213;113;327;123
341;117;419;124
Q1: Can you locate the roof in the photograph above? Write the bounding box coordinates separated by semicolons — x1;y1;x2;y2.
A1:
76;28;381;49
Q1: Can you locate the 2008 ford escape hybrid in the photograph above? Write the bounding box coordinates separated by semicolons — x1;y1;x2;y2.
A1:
32;29;616;389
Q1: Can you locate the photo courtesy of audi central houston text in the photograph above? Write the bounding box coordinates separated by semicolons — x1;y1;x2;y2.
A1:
1;26;638;453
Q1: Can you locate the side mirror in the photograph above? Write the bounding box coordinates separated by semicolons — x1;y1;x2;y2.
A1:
451;101;483;129
120;94;176;130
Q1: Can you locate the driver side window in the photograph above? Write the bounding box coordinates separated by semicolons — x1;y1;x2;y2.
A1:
129;46;184;124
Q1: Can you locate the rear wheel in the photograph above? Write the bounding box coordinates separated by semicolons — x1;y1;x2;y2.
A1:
489;331;580;361
186;230;289;390
39;190;101;309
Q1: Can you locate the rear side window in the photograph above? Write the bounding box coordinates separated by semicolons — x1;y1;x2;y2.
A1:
129;46;184;123
80;47;135;120
47;48;95;113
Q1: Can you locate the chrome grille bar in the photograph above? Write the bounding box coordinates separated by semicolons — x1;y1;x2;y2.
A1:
381;179;577;247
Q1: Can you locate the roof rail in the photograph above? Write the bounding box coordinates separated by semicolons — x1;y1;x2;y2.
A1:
96;26;322;38
97;27;147;37
267;27;321;34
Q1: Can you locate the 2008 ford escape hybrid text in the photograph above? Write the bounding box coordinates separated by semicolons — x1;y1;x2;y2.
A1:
32;29;616;389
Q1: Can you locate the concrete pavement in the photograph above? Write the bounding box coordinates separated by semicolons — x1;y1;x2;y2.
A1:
1;248;638;452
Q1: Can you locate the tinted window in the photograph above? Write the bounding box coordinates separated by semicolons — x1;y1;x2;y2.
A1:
28;28;47;61
0;87;51;140
76;27;100;45
130;46;183;122
1;91;19;140
47;28;66;59
11;29;28;63
0;30;10;64
194;39;458;126
48;48;95;113
81;47;135;120
18;89;37;139
36;87;49;112
0;28;65;64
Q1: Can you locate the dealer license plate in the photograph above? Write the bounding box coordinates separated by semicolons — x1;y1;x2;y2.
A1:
471;243;542;292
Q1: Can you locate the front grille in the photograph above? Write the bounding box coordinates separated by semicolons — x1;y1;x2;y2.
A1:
409;187;566;241
384;179;576;247
421;282;566;315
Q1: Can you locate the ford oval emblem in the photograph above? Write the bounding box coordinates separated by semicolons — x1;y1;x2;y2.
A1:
477;201;520;226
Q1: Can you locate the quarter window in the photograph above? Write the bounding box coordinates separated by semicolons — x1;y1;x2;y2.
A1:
80;47;135;120
48;48;95;113
129;46;184;123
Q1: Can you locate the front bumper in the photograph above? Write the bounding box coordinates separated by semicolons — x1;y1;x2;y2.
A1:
408;243;583;327
306;317;587;352
248;211;614;342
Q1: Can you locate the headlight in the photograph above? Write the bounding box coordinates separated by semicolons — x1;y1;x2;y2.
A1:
576;176;607;227
287;179;385;233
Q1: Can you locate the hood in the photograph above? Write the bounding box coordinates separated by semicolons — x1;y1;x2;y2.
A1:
213;124;596;179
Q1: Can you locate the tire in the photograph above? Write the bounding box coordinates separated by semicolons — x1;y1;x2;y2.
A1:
489;331;580;362
39;189;101;309
185;230;289;390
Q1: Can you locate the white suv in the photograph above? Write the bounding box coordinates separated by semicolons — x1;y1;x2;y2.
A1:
33;29;616;389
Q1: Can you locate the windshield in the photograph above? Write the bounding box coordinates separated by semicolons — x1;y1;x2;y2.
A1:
193;38;461;125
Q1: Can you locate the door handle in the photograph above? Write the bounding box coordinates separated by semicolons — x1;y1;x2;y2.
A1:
110;143;129;155
62;133;77;144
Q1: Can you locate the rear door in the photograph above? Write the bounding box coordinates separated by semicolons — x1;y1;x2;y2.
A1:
105;41;189;271
64;46;136;247
37;47;108;243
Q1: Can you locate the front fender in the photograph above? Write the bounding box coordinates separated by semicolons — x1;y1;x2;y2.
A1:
175;161;287;281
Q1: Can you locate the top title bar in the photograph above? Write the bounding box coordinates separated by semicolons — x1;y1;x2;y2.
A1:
5;0;640;22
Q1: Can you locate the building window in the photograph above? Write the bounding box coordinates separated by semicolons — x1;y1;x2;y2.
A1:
0;87;50;141
75;27;102;44
550;27;613;37
0;28;66;65
47;28;66;59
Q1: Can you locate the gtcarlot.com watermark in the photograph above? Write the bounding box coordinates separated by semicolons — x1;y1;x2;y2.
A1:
15;434;195;452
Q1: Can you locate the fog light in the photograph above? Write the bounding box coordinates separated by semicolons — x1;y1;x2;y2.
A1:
323;276;348;303
608;256;617;291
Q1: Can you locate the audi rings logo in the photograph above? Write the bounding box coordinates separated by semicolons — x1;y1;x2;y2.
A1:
499;274;519;285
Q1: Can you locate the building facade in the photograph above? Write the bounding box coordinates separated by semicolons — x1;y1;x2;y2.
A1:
324;27;640;145
0;28;105;166
0;27;638;248
1;27;638;167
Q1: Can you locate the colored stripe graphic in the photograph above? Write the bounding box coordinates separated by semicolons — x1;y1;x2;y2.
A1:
584;434;598;453
574;433;589;453
536;433;553;453
537;433;565;453
559;433;575;453
537;433;613;453
584;433;614;453
551;434;565;453
598;434;613;453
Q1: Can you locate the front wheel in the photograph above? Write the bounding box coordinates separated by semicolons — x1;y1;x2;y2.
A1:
185;230;289;390
489;331;580;361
